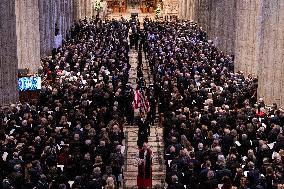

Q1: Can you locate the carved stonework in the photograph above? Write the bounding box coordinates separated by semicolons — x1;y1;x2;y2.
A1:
162;0;179;17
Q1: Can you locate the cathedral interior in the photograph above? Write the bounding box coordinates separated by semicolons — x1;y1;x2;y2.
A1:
0;0;284;188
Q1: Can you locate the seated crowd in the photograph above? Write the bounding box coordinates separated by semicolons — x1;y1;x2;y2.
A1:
143;19;284;189
0;19;133;189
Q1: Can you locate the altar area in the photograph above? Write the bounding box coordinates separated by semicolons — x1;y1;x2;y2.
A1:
106;0;160;14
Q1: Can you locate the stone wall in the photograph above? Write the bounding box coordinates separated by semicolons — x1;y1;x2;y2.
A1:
187;0;195;21
234;0;262;78
178;0;185;19
13;0;76;73
74;0;95;21
257;0;284;106
162;0;179;18
15;0;41;74
0;0;19;105
227;0;284;106
37;0;104;55
190;0;237;54
38;0;75;56
178;0;195;20
178;0;237;54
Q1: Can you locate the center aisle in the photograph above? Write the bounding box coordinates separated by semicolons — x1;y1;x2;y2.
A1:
123;47;166;188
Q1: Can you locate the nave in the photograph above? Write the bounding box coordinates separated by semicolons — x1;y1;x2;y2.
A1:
0;14;284;189
123;40;166;188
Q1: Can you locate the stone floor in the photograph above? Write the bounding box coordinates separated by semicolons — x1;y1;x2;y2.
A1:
123;125;165;188
122;49;165;188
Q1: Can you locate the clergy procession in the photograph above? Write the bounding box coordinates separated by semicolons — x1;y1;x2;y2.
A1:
0;14;284;189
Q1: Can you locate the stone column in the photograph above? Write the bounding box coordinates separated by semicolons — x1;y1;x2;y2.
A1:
15;0;41;74
82;0;86;18
188;0;195;21
0;0;19;105
180;0;185;19
178;0;184;19
189;0;237;53
213;0;237;54
234;0;262;77
77;0;93;20
39;0;75;56
86;0;94;19
38;0;55;56
257;0;284;106
194;0;209;32
78;0;83;19
74;0;81;21
74;0;92;21
186;0;191;20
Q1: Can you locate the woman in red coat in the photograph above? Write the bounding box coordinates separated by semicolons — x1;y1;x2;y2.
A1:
137;143;152;189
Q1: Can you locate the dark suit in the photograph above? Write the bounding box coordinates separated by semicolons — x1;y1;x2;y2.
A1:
274;140;284;152
198;179;218;189
247;169;261;189
216;168;233;183
167;182;185;189
221;134;234;156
